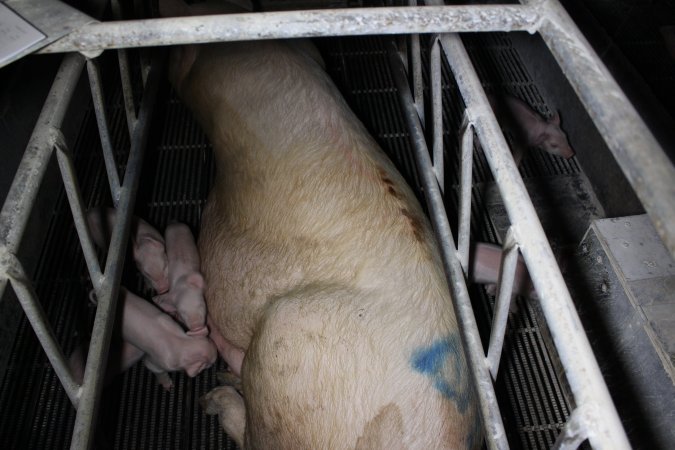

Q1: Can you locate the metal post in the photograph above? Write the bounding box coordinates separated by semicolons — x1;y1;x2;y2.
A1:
86;59;122;205
111;0;139;136
486;229;518;379
430;35;444;191
53;135;103;289
0;251;80;406
0;54;85;301
457;114;474;272
388;43;509;450
552;407;590;450
69;52;163;450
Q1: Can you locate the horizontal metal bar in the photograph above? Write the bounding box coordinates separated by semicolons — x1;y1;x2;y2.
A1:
53;136;103;289
535;0;675;261
39;6;540;55
0;53;85;301
435;29;631;450
388;43;508;450
0;251;80;406
486;229;518;379
70;52;164;450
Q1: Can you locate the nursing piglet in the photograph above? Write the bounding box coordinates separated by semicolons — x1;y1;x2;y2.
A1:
161;0;480;448
153;222;208;336
87;207;170;294
488;93;575;165
119;287;216;388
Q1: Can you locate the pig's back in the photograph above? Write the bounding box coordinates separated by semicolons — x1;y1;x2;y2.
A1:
188;40;477;448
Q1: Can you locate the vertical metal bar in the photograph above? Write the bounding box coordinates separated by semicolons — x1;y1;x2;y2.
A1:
0;54;85;301
53;134;103;289
430;35;444;191
111;0;138;136
486;229;518;379
533;0;675;260
408;0;424;126
70;52;163;450
458;114;474;272
552;407;590;450
434;29;631;449
86;59;122;205
388;42;508;450
0;252;80;406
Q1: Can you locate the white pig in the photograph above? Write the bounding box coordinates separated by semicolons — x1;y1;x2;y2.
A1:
488;93;575;165
87;207;170;294
161;0;481;448
153;222;208;336
69;287;216;389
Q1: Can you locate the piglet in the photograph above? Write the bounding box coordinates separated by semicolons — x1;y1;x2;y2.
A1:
87;207;170;294
468;242;536;300
488;93;575;165
153;222;208;336
120;287;217;387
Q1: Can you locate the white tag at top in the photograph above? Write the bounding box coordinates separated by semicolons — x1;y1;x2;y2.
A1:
0;2;45;66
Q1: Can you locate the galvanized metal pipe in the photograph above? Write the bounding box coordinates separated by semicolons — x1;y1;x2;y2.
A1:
86;59;122;204
0;54;85;301
430;36;444;191
70;52;163;450
486;229;518;379
533;0;675;260
552;406;590;450
39;6;541;55
388;43;508;450
435;31;630;449
0;252;80;406
53;136;103;289
458;115;474;272
111;0;138;137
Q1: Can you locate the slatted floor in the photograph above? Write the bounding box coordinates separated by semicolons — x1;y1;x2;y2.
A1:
0;33;599;449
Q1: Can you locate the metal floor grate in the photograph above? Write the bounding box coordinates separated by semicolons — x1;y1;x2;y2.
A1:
0;34;588;449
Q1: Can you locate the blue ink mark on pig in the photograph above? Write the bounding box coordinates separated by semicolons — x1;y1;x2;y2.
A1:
411;334;471;413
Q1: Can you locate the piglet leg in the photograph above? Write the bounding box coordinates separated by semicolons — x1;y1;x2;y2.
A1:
87;207;170;294
154;222;207;335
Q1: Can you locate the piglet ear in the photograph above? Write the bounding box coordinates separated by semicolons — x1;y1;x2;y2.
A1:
549;111;561;126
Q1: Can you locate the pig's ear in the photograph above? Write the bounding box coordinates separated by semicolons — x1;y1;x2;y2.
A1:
549;111;561;126
159;0;190;17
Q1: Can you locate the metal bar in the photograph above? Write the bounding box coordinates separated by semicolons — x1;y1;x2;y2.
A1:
0;53;85;300
458;114;474;272
434;31;631;450
388;43;508;450
86;59;122;204
486;229;518;379
430;35;444;191
0;252;80;406
53;134;103;289
534;0;675;260
111;0;138;136
410;33;424;125
39;6;541;54
70;52;163;450
552;407;590;450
